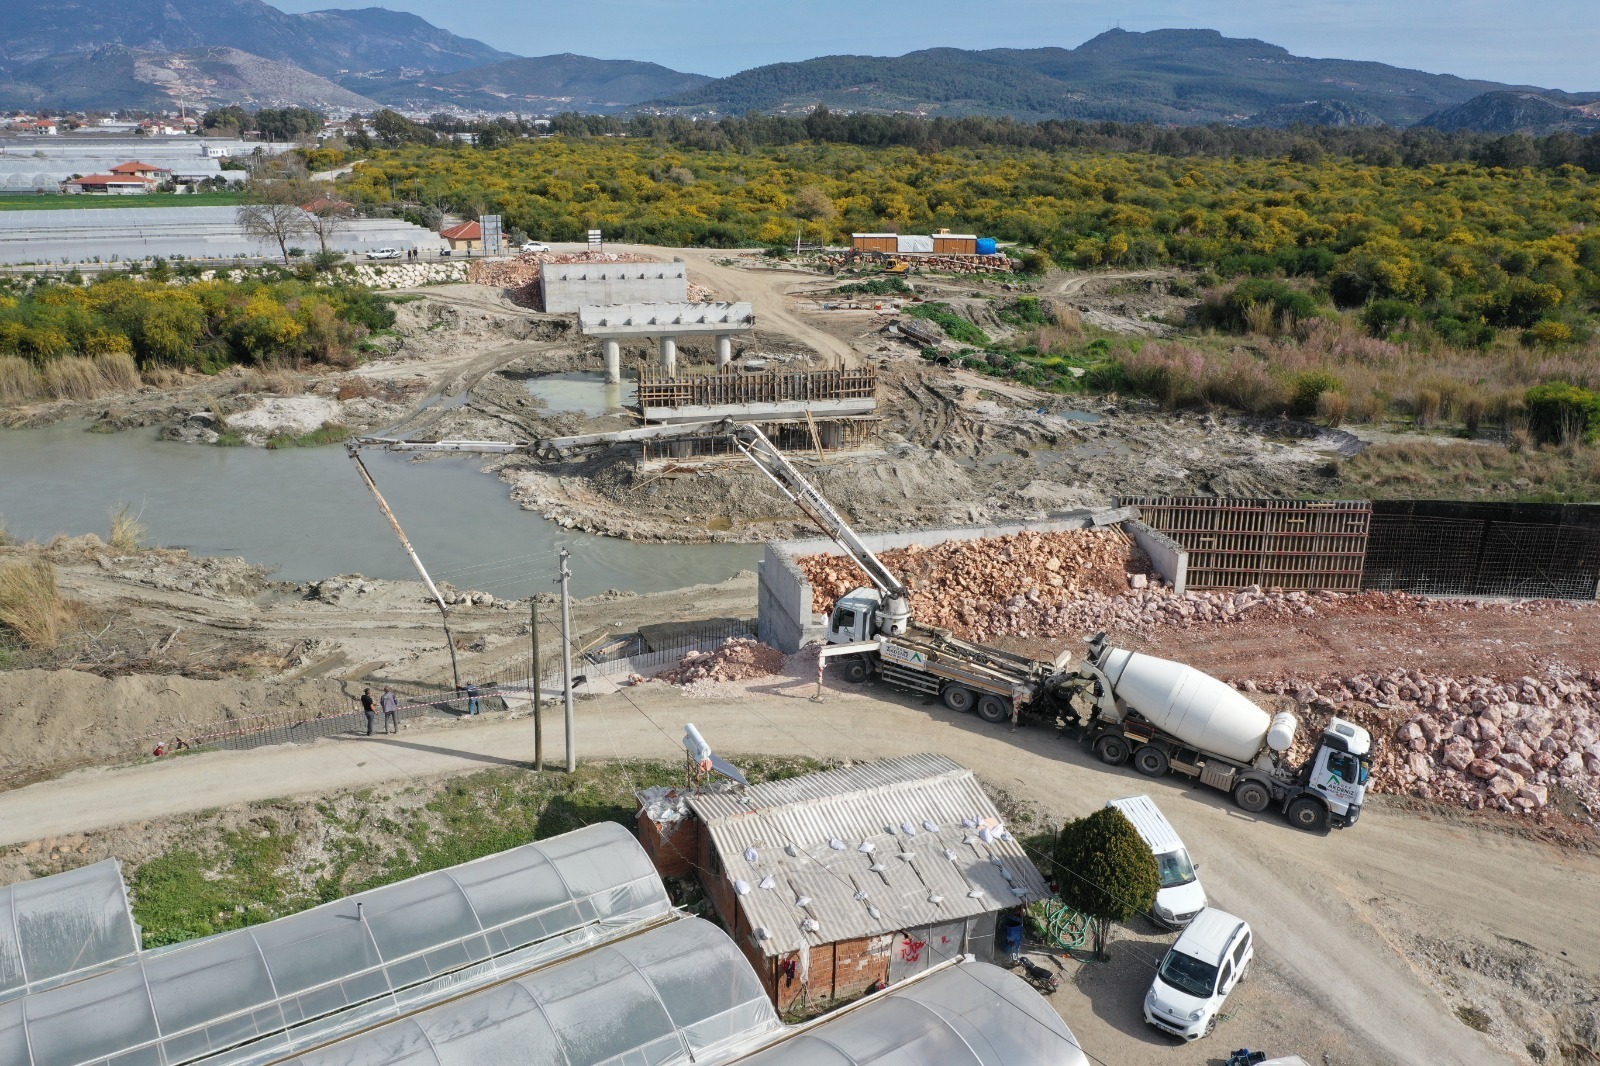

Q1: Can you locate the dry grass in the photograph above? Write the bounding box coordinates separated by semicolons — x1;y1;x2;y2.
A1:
142;365;190;389
1343;440;1600;502
1125;318;1600;435
0;559;67;650
0;356;41;404
0;515;10;547
243;367;302;396
35;352;141;401
108;504;148;554
2;352;142;407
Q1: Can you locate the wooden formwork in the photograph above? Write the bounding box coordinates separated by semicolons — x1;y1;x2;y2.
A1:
640;418;878;463
635;368;876;411
1121;497;1372;591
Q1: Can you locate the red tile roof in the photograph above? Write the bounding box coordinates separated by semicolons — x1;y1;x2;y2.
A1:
110;161;169;174
440;220;482;240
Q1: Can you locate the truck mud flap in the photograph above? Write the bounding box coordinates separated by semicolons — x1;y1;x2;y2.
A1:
880;663;942;695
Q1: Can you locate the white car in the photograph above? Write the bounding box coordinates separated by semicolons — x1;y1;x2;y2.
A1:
1144;908;1252;1040
520;241;550;253
1108;795;1207;927
365;247;403;260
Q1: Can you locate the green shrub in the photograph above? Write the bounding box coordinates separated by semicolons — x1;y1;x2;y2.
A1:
999;296;1052;327
1363;299;1420;337
1525;382;1600;445
1198;278;1320;334
905;302;990;345
1289;370;1344;416
1054;807;1160;960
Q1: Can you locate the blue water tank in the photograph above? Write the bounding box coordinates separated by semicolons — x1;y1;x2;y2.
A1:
976;237;999;256
996;913;1025;961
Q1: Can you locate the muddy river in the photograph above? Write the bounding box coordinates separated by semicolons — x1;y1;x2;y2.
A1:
0;423;759;598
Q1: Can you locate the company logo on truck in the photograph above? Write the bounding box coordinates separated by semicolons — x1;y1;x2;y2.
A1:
881;643;928;669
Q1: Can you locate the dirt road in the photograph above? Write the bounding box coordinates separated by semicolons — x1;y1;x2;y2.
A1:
3;679;1589;1066
629;246;862;368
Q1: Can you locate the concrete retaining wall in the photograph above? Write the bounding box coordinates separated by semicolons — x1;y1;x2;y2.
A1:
757;508;1136;653
1125;519;1188;595
542;264;688;313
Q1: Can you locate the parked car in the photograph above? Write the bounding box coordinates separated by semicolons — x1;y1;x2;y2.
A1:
1144;908;1253;1040
520;241;549;252
1108;795;1207;927
365;247;403;260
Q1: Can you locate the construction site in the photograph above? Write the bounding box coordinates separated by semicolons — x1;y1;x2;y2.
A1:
2;240;1599;1066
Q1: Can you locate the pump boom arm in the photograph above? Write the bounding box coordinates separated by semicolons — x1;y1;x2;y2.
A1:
352;419;914;634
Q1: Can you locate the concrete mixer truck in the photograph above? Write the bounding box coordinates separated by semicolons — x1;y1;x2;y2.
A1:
1068;635;1372;831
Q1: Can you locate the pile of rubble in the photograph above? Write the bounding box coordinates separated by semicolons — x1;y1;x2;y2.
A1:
656;637;786;686
1256;669;1600;818
468;251;659;306
799;530;1137;621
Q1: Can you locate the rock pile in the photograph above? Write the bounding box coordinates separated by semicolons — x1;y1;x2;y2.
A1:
657;638;786;685
468;251;658;306
1254;669;1600;818
346;262;471;289
799;530;1137;624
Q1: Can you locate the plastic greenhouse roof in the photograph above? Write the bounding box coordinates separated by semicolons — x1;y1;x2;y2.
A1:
0;822;672;1066
729;961;1090;1066
278;917;782;1066
0;860;139;1001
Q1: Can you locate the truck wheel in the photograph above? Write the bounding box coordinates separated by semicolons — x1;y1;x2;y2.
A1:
1094;735;1130;766
1287;797;1329;832
841;656;871;684
1233;780;1271;813
976;694;1011;724
1133;745;1169;778
942;685;975;713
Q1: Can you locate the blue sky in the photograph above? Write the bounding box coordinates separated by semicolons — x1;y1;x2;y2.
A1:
272;0;1599;90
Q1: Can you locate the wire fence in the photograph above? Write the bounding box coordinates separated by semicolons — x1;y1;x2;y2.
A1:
151;617;756;757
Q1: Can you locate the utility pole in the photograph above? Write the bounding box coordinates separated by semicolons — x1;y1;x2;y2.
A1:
557;548;576;773
530;599;543;773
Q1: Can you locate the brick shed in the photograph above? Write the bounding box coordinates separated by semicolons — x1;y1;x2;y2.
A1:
640;755;1051;1013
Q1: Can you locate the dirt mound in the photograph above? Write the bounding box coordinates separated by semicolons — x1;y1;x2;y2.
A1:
656;638;786;685
0;669;352;783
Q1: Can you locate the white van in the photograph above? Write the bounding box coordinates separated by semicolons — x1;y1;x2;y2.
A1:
1144;907;1253;1040
1107;795;1207;927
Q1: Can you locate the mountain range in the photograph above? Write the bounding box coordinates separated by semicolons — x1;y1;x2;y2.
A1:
0;0;1595;134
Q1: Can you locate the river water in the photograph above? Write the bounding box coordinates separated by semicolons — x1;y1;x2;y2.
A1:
0;423;760;599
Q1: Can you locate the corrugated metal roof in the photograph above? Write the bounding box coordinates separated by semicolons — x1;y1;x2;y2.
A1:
689;756;1050;956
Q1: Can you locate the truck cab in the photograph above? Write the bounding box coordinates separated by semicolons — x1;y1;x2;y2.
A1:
828;588;882;644
1303;718;1372;828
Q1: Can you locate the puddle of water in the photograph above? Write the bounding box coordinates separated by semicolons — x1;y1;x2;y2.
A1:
0;422;758;599
526;372;637;416
416;391;472;412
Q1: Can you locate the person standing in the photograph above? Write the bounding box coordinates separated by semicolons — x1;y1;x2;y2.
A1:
359;688;376;736
380;686;400;734
466;680;481;716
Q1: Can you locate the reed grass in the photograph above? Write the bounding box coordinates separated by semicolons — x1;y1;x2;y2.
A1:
0;559;66;650
108;504;148;553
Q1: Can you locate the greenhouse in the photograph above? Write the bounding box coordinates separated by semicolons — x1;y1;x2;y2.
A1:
0;207;446;265
279;917;783;1066
0;859;140;1000
0;823;673;1066
730;962;1090;1066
